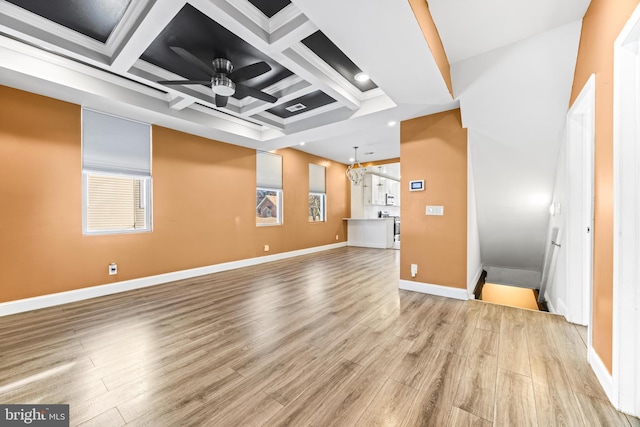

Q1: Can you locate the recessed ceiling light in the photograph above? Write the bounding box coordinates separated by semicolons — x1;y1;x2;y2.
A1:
299;142;305;146
354;72;370;82
388;121;397;127
349;157;355;162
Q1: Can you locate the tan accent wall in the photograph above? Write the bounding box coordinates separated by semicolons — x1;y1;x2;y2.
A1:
570;0;640;374
0;85;348;304
400;109;467;288
408;0;454;96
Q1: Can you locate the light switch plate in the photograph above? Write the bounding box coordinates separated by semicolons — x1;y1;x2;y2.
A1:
426;206;444;216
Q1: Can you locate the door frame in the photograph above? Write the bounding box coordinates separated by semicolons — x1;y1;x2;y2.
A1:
613;3;640;417
565;73;595;332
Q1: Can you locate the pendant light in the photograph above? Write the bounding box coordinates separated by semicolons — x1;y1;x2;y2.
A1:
346;146;365;185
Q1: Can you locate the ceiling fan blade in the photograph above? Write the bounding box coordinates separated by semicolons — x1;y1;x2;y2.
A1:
235;84;277;103
215;94;229;108
157;80;211;86
230;62;271;83
169;46;215;76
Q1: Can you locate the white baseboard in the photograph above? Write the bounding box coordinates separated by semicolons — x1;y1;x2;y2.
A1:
399;279;469;301
347;242;389;249
0;242;347;317
468;265;484;297
589;346;616;406
556;298;567;318
544;291;557;314
543;292;567;317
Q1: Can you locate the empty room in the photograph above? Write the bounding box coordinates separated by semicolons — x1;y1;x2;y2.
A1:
1;0;639;425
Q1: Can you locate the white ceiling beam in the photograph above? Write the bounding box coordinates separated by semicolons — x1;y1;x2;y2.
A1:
110;0;188;73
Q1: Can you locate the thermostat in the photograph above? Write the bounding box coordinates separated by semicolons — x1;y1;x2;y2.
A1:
409;180;425;191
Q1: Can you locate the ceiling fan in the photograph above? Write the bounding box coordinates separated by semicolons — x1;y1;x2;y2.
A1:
158;46;278;108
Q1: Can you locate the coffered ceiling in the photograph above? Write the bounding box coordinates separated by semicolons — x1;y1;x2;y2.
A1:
0;0;455;163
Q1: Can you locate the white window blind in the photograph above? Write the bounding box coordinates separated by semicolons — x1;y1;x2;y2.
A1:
82;109;151;176
86;175;147;232
257;151;282;189
309;164;326;193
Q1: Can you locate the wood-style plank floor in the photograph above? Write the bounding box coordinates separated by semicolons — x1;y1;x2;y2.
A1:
0;247;637;426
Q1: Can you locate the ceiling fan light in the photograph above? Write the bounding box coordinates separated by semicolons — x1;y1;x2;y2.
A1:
211;74;236;96
212;58;233;74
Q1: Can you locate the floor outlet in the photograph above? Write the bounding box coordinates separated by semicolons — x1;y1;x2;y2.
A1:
109;263;117;275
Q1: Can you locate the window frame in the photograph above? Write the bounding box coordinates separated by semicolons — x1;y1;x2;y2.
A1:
309;192;327;222
82;170;153;235
256;187;284;226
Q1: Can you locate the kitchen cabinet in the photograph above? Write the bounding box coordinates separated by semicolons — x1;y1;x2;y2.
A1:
344;218;395;248
363;174;400;206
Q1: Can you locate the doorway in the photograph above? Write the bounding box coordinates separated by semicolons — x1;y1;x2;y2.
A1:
565;74;595;336
613;3;640;417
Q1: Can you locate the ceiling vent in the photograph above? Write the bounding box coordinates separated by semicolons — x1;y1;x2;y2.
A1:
285;103;307;112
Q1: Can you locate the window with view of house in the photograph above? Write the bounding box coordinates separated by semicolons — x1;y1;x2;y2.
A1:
82;109;152;234
309;163;326;222
256;151;283;225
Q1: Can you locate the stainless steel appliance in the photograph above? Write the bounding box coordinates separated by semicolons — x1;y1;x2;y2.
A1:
393;217;400;242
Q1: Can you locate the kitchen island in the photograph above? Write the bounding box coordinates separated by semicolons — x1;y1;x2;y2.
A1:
344;218;395;249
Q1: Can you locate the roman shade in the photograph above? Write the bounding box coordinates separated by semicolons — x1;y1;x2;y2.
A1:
82;108;151;176
256;151;282;188
309;163;326;193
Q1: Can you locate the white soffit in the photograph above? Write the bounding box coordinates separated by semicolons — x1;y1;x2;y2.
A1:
292;0;453;106
428;0;591;64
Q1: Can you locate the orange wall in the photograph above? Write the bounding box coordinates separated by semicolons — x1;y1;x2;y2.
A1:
400;109;467;288
570;0;640;373
408;0;453;96
0;85;348;303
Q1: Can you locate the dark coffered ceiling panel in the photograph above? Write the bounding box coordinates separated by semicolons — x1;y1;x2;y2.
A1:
141;4;293;98
6;0;130;43
247;0;292;18
266;90;336;118
302;30;378;92
0;0;407;162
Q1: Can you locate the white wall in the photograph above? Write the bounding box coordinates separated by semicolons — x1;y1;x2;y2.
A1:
467;140;482;295
542;134;567;316
456;21;582;279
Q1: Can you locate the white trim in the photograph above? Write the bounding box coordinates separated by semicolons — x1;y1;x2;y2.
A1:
565;73;595;328
269;3;303;33
347;242;389;249
589;346;615;406
0;243;347;317
557;297;567;318
468;265;483;297
544;291;558;315
398;280;469;301
613;3;640;417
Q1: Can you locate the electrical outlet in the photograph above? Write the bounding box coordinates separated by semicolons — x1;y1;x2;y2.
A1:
109;263;117;275
336;234;339;240
411;264;418;278
264;244;269;252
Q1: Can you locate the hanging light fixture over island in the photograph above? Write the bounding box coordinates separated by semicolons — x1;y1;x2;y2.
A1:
346;146;365;185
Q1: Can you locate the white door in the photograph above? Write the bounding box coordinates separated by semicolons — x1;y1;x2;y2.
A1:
565;75;595;331
613;3;640;417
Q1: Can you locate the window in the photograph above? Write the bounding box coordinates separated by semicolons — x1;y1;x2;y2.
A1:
82;109;151;234
309;164;326;222
256;151;283;225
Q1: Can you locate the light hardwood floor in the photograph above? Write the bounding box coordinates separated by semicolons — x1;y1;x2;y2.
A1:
0;247;637;426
